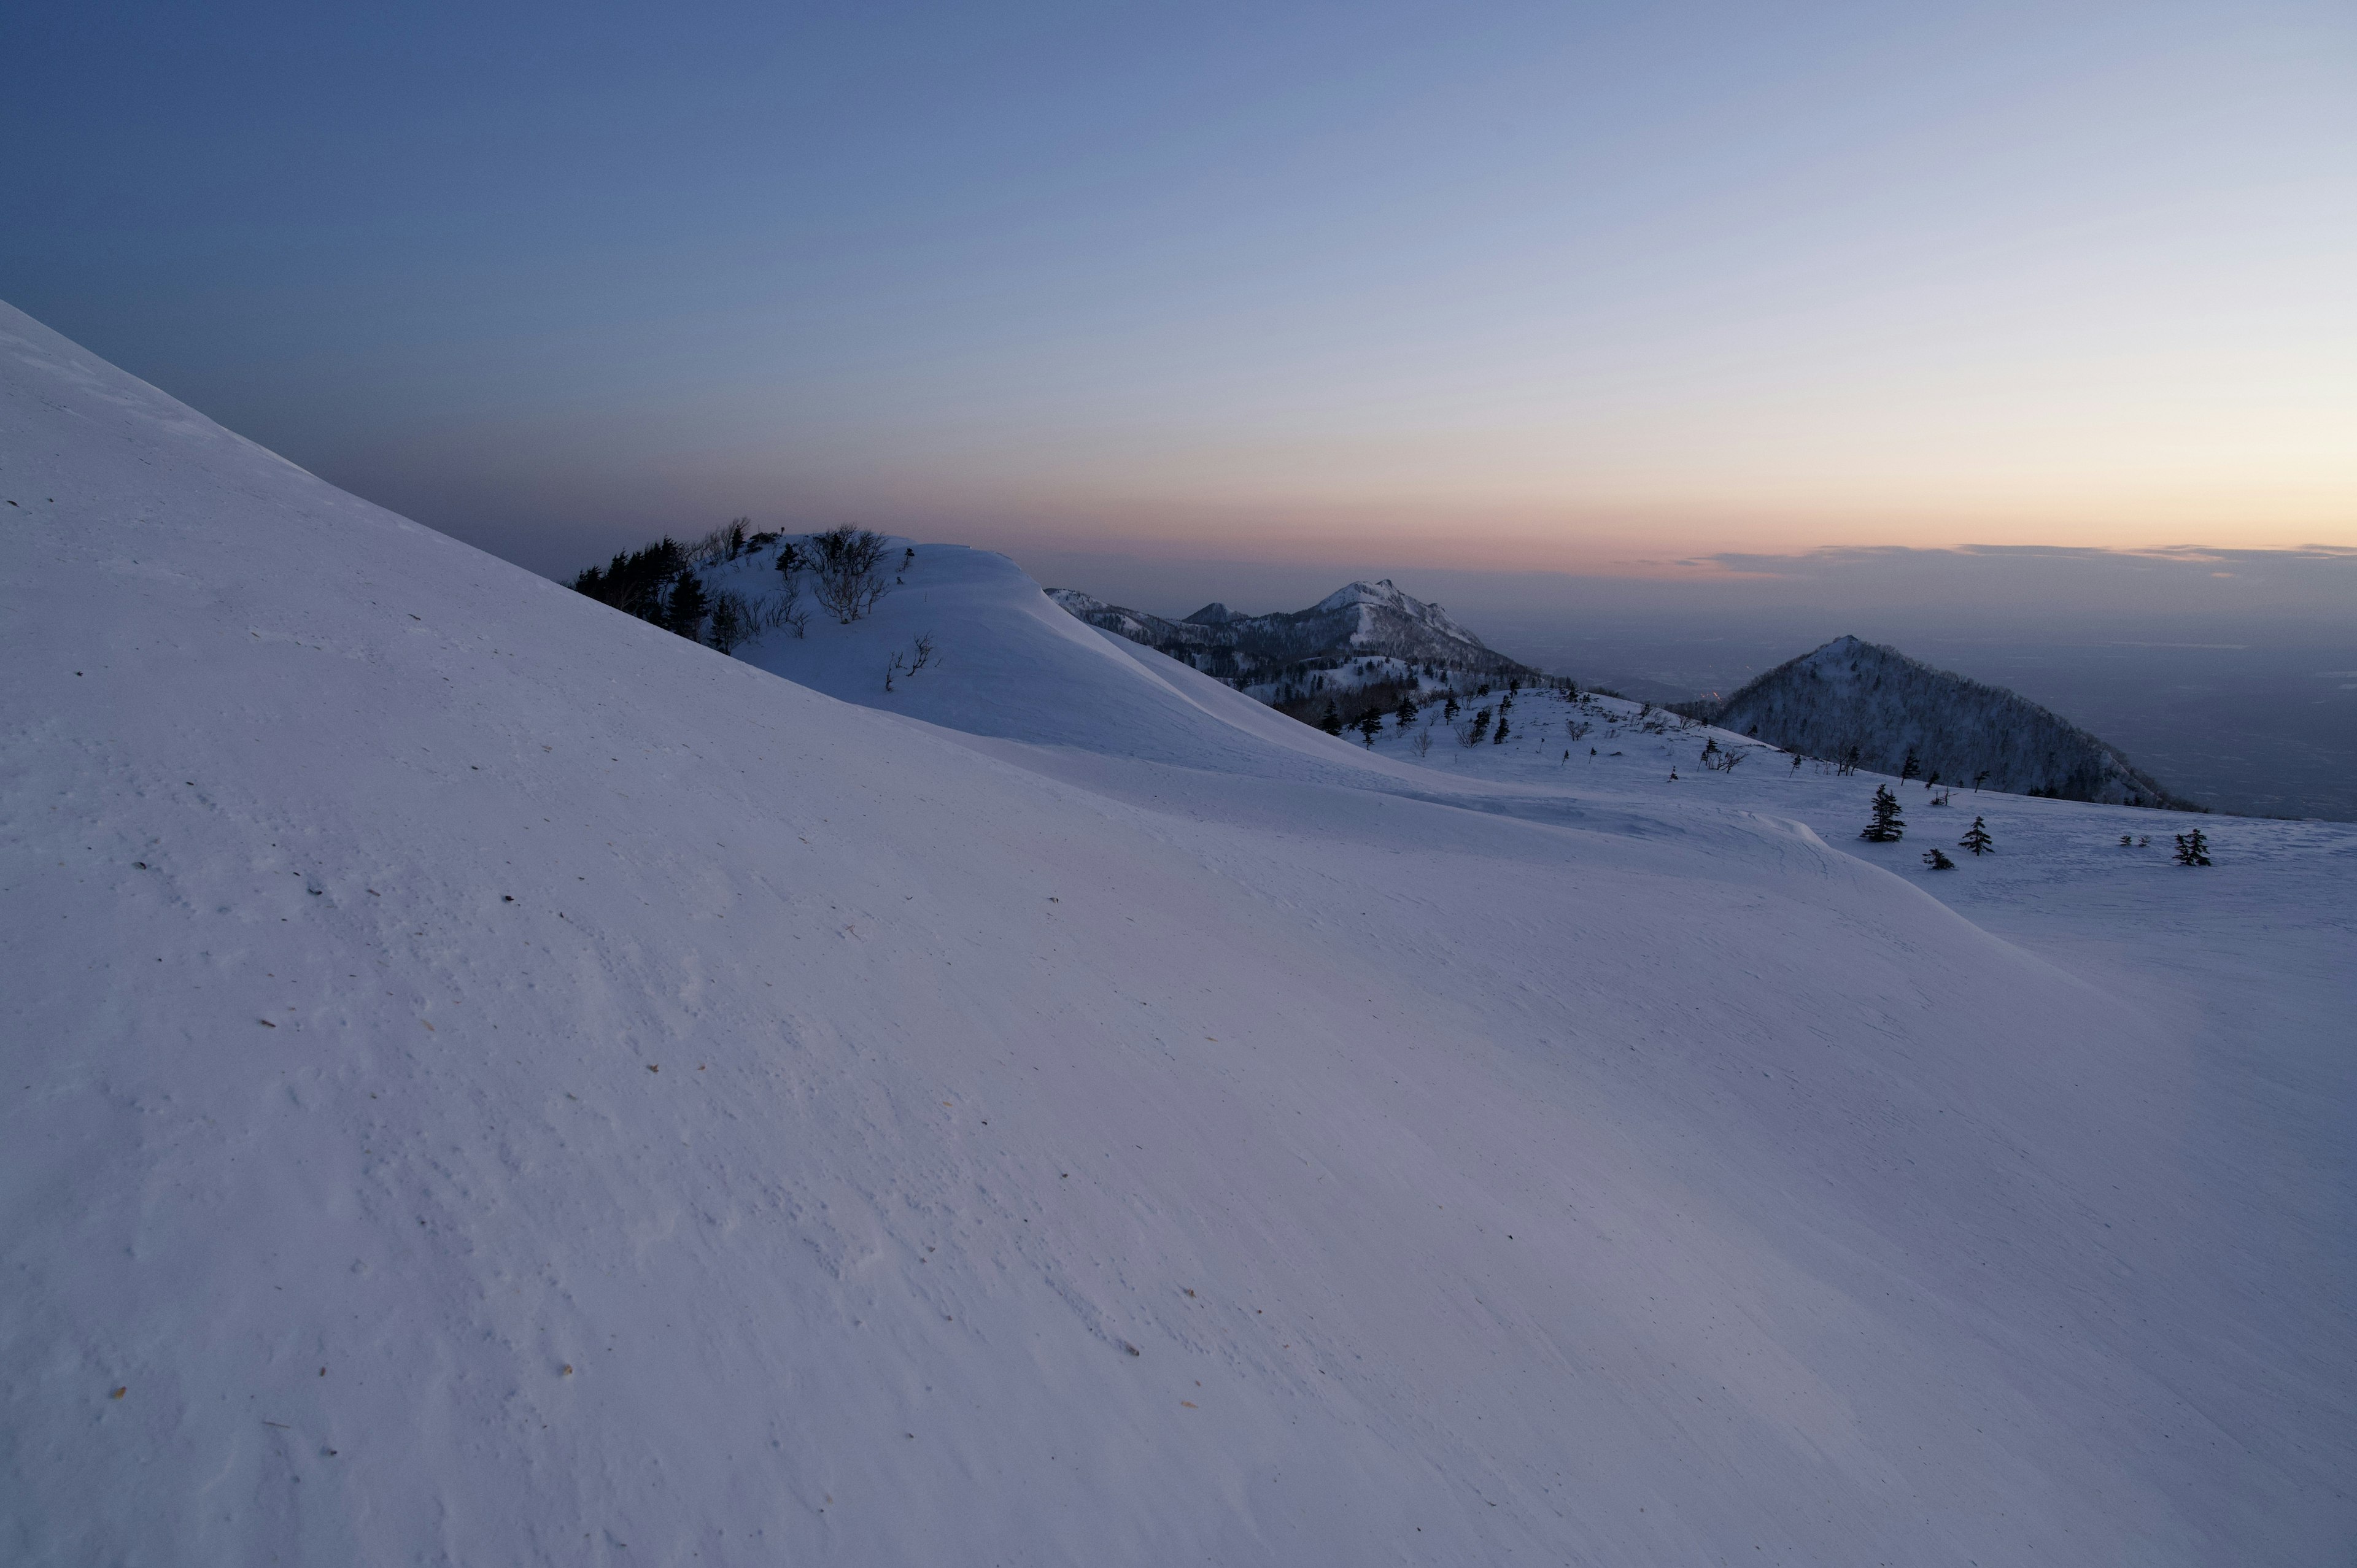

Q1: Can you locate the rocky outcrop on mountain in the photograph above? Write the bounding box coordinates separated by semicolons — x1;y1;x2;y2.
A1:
1048;579;1533;690
1684;636;2186;806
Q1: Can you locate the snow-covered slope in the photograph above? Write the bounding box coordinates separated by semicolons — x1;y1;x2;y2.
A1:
1690;634;2183;806
709;544;1425;786
6;299;2354;1566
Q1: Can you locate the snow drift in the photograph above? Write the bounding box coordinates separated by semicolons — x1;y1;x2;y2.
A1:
4;300;2352;1566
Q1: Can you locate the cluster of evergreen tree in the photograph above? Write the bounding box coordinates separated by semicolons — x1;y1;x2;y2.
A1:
572;538;687;623
570;523;786;648
569;538;722;643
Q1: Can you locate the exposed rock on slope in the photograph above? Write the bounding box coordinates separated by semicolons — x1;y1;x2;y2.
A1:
1687;635;2185;805
1049;579;1533;690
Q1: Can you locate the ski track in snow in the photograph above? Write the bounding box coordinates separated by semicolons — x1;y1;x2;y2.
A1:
4;298;2354;1566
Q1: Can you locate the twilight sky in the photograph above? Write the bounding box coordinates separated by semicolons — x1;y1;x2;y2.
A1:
6;0;2353;580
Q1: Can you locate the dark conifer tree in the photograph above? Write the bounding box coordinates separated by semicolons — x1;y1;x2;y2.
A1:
707;592;747;654
1321;700;1343;735
2172;828;2212;867
1859;784;1906;842
663;571;709;641
1921;847;1955;870
1901;751;1921;782
1960;817;1995;855
1493;716;1510;744
1442;693;1461;721
1395;693;1420;725
1357;711;1382;747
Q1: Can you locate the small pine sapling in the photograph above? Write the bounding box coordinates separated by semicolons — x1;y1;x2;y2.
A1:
1859;784;1906;842
1960;817;1994;855
706;590;750;654
1320;701;1343;736
1357;711;1382;747
2119;834;2134;847
1492;716;1509;744
2172;828;2212;867
1922;848;1956;870
1901;751;1921;783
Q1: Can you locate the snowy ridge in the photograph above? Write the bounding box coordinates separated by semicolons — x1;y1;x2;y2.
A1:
1048;577;1531;695
1686;635;2184;806
5;299;2354;1564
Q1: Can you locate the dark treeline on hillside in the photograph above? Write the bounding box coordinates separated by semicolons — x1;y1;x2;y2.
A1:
1270;666;1592;732
571;520;772;638
570;522;902;653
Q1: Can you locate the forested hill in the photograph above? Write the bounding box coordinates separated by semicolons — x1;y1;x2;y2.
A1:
1683;635;2188;806
1048;579;1533;687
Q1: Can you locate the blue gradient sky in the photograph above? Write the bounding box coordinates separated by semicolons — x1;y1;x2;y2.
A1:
6;1;2353;579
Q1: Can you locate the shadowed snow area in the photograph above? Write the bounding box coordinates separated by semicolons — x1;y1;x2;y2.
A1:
4;298;2353;1565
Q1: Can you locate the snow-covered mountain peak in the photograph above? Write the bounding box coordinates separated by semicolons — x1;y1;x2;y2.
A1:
1050;576;1528;715
1310;578;1403;613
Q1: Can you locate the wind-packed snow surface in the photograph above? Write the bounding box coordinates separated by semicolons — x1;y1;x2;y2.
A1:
5;299;2354;1566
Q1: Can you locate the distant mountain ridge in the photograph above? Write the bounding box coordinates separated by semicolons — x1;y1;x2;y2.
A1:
1048;579;1534;692
1682;636;2188;806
